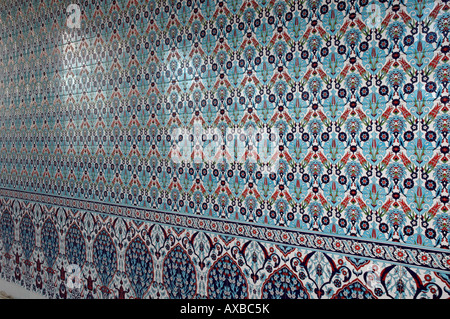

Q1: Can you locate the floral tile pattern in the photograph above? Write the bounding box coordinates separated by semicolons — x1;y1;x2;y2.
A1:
0;0;449;298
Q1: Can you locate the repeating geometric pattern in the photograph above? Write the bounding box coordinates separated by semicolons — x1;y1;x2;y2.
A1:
0;0;449;299
0;197;448;299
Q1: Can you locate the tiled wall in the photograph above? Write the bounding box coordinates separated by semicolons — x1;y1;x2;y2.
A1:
0;0;449;298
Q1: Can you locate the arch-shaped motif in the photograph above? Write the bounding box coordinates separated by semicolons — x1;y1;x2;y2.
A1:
19;213;35;260
93;229;118;287
125;235;154;299
0;211;14;254
261;265;310;299
207;253;248;299
65;223;86;267
41;218;59;268
163;244;197;299
331;278;376;299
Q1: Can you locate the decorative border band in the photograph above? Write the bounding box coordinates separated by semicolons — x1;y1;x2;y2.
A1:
0;188;449;272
